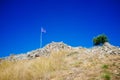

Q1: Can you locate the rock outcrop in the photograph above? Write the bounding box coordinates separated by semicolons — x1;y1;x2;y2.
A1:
90;42;120;55
27;41;72;59
4;42;120;61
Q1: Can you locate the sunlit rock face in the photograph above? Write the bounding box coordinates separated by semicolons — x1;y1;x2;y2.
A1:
27;41;72;59
90;42;120;55
4;42;120;61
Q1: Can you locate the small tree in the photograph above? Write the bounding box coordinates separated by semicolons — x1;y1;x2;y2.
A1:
93;34;108;46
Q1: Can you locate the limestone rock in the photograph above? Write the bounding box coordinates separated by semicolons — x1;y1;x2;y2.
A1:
4;42;120;61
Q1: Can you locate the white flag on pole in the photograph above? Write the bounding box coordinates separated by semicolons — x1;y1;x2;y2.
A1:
41;27;46;33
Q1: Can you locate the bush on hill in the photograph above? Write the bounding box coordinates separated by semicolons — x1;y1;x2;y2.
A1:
93;34;108;46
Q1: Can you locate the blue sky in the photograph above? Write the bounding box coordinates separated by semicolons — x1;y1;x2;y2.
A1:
0;0;120;57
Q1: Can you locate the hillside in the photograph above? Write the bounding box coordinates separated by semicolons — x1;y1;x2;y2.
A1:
0;42;120;80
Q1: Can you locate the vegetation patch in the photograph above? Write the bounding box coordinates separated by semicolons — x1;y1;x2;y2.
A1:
93;34;108;46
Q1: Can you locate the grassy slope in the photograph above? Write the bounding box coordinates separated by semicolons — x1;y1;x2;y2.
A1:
0;49;120;80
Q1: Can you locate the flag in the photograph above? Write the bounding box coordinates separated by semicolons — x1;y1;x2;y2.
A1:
41;27;46;33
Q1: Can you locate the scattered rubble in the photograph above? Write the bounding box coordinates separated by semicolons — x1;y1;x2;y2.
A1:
90;42;120;55
4;42;120;61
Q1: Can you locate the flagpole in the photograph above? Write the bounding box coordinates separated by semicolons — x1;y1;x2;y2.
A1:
40;28;42;48
40;27;46;48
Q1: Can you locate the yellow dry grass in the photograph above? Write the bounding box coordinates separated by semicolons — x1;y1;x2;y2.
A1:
0;49;120;80
0;50;68;80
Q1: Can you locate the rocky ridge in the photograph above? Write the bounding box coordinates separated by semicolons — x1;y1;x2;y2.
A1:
5;42;120;61
90;42;120;54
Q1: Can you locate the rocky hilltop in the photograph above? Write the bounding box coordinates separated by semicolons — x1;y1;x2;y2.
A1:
1;42;120;80
5;42;120;61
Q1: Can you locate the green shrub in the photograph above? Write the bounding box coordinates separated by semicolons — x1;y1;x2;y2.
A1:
101;72;111;80
101;64;109;69
101;64;111;80
93;34;108;46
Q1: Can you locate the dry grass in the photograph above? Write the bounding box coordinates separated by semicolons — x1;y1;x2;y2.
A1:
0;50;68;80
0;49;120;80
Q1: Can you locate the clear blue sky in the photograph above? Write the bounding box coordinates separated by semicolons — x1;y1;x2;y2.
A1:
0;0;120;57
